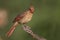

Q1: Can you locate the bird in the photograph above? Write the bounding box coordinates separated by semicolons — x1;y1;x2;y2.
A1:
6;5;35;37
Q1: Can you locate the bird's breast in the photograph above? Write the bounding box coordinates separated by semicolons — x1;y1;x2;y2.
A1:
19;13;33;23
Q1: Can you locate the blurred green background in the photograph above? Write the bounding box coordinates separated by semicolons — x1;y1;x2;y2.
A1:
0;0;60;40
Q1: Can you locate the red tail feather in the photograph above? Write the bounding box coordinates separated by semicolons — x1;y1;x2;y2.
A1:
6;22;18;37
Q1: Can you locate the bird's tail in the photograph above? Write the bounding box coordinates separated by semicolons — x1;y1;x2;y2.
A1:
6;22;18;37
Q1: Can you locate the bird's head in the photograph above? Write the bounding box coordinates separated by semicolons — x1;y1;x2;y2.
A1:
29;6;34;13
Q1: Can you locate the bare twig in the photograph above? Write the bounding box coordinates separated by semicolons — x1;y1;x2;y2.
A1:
22;25;46;40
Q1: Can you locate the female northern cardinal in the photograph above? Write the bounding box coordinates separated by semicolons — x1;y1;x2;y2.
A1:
6;6;35;37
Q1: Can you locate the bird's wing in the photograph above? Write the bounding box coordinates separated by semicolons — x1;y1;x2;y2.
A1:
13;12;27;22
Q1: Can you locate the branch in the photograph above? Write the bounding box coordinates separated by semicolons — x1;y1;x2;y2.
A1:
22;25;47;40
